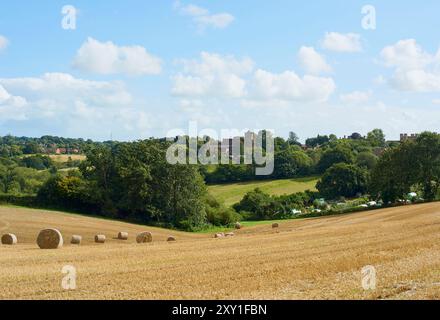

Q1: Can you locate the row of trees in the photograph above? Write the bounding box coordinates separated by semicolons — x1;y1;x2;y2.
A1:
2;130;439;229
313;132;440;203
370;132;440;203
205;129;383;184
37;140;234;230
0;134;105;156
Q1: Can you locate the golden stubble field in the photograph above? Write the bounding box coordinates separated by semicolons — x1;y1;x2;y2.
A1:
1;203;440;300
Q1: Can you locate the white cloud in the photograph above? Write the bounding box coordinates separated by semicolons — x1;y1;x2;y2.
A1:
0;35;8;51
380;39;440;92
172;52;253;98
1;73;132;105
250;69;336;103
297;46;332;75
72;37;162;76
321;32;362;53
172;51;336;103
381;39;432;70
0;85;27;120
340;91;371;104
174;1;234;30
391;69;440;92
432;99;440;105
0;73;154;136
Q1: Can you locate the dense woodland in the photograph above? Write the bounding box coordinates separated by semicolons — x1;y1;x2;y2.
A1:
0;130;439;231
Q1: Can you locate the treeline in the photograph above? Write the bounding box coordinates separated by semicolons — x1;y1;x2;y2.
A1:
231;132;440;221
0;134;105;156
1;130;439;231
36;140;236;231
204;129;386;184
370;132;440;203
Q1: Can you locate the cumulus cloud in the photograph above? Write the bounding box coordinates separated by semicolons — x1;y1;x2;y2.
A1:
381;39;431;70
172;51;336;103
172;52;253;98
174;1;234;30
72;37;162;76
339;91;371;105
0;73;158;138
297;46;332;75
0;35;8;51
321;32;362;53
250;69;336;103
0;85;27;120
380;39;440;92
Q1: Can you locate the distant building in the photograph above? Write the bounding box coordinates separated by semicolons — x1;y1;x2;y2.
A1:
54;147;80;155
400;133;419;142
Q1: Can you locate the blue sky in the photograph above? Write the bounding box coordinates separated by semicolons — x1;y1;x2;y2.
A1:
1;1;440;141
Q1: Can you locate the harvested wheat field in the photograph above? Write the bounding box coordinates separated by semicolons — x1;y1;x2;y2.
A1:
1;203;440;300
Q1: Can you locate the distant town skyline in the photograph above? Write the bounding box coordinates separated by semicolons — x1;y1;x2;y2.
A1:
1;1;440;141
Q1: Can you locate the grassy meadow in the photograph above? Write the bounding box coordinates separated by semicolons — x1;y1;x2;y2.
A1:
48;154;86;163
208;177;318;206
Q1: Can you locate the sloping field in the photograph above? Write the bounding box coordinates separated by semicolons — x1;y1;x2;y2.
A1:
1;203;440;300
208;177;318;206
48;154;86;163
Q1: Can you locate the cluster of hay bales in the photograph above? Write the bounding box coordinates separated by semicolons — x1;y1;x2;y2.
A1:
1;233;17;245
37;229;63;249
235;222;242;230
136;231;153;243
2;228;171;249
215;231;237;238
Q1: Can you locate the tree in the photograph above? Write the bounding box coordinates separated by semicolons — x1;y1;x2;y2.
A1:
306;135;329;148
409;132;440;200
356;152;378;170
233;188;274;220
77;140;209;229
317;146;354;173
369;146;413;203
317;163;369;199
369;132;440;202
287;132;301;146
23;142;41;154
273;148;312;178
349;132;363;140
367;129;386;147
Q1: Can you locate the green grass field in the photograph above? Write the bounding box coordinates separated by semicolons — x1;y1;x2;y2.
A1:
208;176;319;207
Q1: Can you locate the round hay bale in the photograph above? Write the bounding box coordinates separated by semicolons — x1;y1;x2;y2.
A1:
235;222;242;230
136;232;152;244
117;232;128;240
214;233;225;238
1;233;17;245
95;235;106;243
37;229;63;249
167;236;176;242
225;232;235;237
272;223;279;228
71;235;82;245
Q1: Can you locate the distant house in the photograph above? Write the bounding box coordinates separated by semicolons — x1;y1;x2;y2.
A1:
55;147;80;155
400;133;419;142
